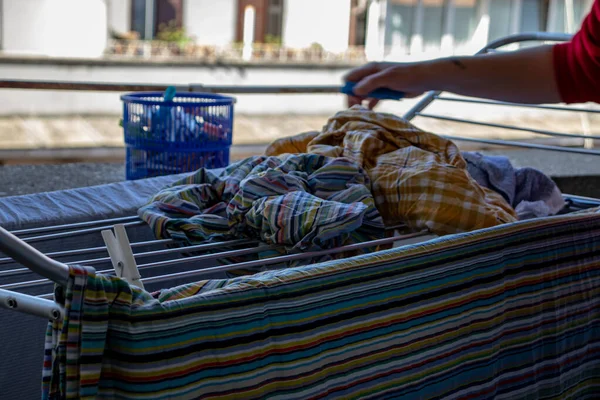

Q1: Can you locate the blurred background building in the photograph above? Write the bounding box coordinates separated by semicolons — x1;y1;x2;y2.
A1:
0;0;593;60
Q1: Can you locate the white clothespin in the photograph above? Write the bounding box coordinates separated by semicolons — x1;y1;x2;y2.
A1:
101;224;144;289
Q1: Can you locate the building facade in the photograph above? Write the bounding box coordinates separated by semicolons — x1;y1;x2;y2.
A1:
0;0;594;60
379;0;594;59
121;0;353;52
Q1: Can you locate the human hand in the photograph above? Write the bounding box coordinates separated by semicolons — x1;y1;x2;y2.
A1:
343;62;427;109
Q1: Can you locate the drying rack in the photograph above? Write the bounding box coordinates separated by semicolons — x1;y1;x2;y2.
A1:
1;32;600;325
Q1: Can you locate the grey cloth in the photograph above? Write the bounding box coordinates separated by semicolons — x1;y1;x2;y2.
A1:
462;152;565;220
0;172;195;231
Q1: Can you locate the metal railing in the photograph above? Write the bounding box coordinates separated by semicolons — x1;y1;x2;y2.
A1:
0;81;341;94
1;32;599;156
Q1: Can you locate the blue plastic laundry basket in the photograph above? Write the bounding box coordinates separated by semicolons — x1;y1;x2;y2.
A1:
121;92;235;180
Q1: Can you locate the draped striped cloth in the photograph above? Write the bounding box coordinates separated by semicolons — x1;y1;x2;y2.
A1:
137;153;386;271
42;209;600;399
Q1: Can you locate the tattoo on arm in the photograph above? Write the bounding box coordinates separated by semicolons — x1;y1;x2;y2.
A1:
450;57;467;70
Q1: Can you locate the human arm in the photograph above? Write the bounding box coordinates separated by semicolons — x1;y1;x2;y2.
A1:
345;45;561;108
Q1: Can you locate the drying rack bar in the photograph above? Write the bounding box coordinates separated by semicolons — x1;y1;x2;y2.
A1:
0;222;430;320
0;227;70;287
141;231;429;285
0;238;174;266
401;33;600;156
0;239;259;278
0;288;63;321
25;231;430;299
440;136;600;155
0;226;414;291
29;231;431;301
564;194;600;204
416;113;600;141
403;33;574;122
46;238;259;269
2;192;598;288
10;216;140;236
434;96;600;114
19;221;146;244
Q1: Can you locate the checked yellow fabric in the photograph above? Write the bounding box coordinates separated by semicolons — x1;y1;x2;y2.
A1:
265;106;517;235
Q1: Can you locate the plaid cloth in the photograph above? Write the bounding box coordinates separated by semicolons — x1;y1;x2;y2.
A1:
266;106;518;235
138;153;385;270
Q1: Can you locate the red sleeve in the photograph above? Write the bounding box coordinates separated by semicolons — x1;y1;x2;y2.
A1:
553;0;600;104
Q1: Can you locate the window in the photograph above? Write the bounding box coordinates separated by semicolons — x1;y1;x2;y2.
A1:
386;0;452;54
236;0;283;44
381;0;595;57
0;0;4;50
547;0;592;33
453;0;482;50
131;0;183;40
266;0;284;39
0;0;3;51
572;0;594;28
488;0;515;43
350;0;368;46
422;0;446;53
155;0;183;36
521;0;549;32
386;0;418;52
131;0;150;39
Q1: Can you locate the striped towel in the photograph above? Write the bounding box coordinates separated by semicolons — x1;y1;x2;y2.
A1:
138;153;385;270
42;209;600;399
266;106;518;235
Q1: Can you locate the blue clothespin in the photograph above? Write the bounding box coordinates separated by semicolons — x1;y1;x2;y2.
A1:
163;86;177;103
340;81;405;101
157;86;177;137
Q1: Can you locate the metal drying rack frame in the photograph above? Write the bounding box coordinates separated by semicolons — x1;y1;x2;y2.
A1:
1;31;600;322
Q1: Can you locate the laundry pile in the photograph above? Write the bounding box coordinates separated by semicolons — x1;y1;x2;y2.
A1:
139;153;386;269
266;106;523;234
139;106;564;259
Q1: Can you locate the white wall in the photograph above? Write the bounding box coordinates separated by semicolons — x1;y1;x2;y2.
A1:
282;0;351;52
184;0;237;46
2;0;107;58
107;0;131;35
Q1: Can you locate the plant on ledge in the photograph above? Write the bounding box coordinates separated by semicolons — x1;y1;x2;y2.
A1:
264;34;283;46
156;20;195;48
